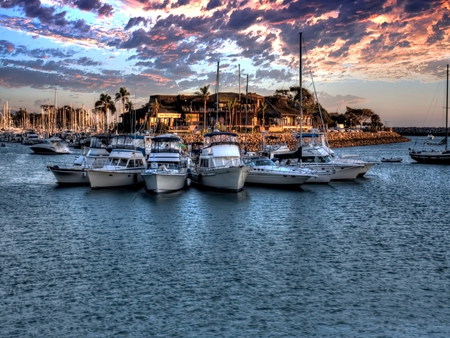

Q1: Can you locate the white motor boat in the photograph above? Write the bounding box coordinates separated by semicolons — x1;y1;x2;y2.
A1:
189;131;250;192
141;133;188;193
30;137;71;154
87;148;147;189
332;154;379;177
47;135;112;185
242;155;316;187
271;145;364;182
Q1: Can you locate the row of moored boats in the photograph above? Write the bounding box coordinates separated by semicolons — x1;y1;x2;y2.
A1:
29;131;378;193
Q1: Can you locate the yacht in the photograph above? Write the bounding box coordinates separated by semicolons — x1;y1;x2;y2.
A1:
189;131;250;192
30;137;71;154
141;133;188;193
242;155;316;187
271;145;364;181
46;135;112;185
86;148;147;189
86;135;148;189
22;130;41;145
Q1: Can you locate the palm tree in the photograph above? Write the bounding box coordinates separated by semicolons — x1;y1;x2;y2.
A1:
115;87;130;133
148;99;159;132
95;93;116;132
194;85;210;133
260;100;268;131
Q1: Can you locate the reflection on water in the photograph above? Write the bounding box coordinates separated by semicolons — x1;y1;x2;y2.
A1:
1;138;450;337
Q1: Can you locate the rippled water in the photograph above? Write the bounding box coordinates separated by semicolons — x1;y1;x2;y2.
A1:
1;137;450;337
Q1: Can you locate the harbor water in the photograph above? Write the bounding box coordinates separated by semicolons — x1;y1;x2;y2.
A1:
1;137;449;337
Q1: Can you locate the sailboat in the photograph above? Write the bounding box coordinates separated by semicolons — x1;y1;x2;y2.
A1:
271;33;362;182
409;64;450;164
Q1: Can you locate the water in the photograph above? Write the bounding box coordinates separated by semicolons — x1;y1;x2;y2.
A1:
1;137;450;337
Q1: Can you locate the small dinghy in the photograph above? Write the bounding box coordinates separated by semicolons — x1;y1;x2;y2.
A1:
381;157;402;163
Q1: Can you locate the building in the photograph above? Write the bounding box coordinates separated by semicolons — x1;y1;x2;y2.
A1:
121;92;309;133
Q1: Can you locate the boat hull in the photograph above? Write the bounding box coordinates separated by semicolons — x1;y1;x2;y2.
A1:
304;170;334;184
87;169;144;189
298;164;361;181
47;166;89;185
409;151;450;164
142;171;187;193
30;146;71;154
245;170;313;186
190;166;250;192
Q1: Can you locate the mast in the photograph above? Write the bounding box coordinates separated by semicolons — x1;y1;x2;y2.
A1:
298;32;303;160
446;64;449;151
216;60;219;124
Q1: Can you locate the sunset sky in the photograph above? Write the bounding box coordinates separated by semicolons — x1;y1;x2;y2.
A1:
1;0;450;127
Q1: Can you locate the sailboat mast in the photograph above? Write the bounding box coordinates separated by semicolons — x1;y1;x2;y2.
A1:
216;60;219;123
446;64;449;151
298;32;303;159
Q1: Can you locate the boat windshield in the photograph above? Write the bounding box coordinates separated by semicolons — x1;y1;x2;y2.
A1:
204;133;238;146
151;140;181;153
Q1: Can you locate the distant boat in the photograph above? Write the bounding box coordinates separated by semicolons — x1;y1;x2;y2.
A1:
30;137;71;154
409;64;450;164
427;134;434;140
381;157;402;163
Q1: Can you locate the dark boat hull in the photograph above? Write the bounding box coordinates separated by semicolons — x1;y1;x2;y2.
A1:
409;151;450;164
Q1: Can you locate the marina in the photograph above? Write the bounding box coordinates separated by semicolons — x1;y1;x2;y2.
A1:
1;136;450;336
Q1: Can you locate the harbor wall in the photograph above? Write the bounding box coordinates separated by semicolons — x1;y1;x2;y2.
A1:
179;131;410;152
393;127;449;136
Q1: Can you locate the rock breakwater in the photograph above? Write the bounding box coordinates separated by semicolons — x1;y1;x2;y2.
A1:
178;131;410;152
393;127;449;136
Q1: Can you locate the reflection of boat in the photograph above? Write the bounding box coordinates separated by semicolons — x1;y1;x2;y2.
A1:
30;137;71;154
141;134;188;193
47;135;112;185
409;64;450;164
381;157;402;163
189;131;250;192
243;155;316;187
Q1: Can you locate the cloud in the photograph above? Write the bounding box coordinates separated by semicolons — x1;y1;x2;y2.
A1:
0;40;15;54
318;92;367;111
124;17;149;30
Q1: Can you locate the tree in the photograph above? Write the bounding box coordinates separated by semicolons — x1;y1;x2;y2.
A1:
260;100;268;130
148;99;159;132
115;87;130;133
346;106;374;128
194;85;210;133
95;93;116;132
371;114;382;131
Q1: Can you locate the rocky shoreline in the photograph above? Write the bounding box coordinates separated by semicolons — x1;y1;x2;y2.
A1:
178;131;410;152
327;131;410;148
393;127;450;136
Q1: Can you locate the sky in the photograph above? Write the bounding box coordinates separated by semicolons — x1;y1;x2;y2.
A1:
1;0;450;127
